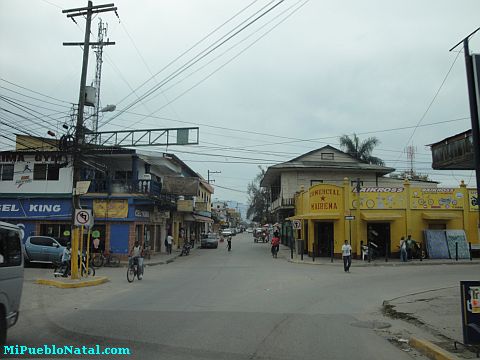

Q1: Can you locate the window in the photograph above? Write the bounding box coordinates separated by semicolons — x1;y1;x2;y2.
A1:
310;180;323;186
0;228;22;267
321;153;334;160
33;164;60;181
0;164;14;181
30;236;56;247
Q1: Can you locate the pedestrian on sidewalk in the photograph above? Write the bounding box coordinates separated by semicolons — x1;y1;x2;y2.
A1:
342;240;352;272
400;236;407;262
166;233;173;254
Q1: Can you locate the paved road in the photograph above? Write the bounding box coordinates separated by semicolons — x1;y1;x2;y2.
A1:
8;233;479;359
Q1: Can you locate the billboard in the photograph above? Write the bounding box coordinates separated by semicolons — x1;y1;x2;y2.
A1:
410;188;464;210
351;187;406;209
162;176;199;196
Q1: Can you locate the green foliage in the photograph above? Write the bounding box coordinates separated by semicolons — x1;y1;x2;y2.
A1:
247;166;271;223
339;133;385;166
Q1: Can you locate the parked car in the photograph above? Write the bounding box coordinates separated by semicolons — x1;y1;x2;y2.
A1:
22;235;65;263
0;221;24;345
201;233;219;249
246;228;253;233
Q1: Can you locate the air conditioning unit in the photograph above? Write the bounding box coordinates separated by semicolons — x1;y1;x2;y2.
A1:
142;173;152;180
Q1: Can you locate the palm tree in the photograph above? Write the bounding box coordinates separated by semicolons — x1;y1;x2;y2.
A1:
339;133;385;166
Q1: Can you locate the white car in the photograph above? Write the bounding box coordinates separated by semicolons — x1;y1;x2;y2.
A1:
221;229;233;236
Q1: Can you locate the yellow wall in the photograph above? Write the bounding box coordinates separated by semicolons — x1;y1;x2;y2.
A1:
293;179;480;257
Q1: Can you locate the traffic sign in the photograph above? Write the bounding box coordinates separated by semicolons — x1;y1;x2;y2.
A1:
74;209;93;227
292;220;301;230
345;215;355;221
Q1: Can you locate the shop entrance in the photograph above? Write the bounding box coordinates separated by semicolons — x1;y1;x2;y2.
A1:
315;222;334;257
367;223;390;257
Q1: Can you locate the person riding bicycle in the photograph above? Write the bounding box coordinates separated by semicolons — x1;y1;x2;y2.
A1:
61;242;71;277
271;233;280;258
129;241;144;275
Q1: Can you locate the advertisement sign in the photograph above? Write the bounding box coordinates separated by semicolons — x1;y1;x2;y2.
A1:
460;281;480;345
93;199;128;218
162;176;199;196
0;198;71;218
351;187;406;209
410;188;464;210
177;200;194;212
469;190;478;211
309;184;343;213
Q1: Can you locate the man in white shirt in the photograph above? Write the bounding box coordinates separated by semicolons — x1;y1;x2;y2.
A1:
166;234;173;254
342;240;352;272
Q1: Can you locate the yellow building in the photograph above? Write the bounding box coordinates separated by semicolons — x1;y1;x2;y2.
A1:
292;178;479;258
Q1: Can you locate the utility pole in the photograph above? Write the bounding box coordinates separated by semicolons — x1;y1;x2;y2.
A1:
450;28;480;228
207;170;221;184
63;1;117;279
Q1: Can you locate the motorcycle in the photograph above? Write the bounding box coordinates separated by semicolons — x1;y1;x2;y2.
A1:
180;242;191;256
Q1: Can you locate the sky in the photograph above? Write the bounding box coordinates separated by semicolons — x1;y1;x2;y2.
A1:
1;0;479;204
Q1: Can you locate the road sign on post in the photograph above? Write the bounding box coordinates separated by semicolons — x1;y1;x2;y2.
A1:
74;209;93;227
292;220;301;230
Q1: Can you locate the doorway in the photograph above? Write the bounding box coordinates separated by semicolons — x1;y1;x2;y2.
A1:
316;222;334;257
367;223;390;257
428;223;446;230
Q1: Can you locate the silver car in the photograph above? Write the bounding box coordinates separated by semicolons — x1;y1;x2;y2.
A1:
0;221;24;345
23;235;65;263
201;233;219;249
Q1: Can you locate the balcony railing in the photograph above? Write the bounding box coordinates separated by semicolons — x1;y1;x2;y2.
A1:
88;179;162;196
270;197;295;211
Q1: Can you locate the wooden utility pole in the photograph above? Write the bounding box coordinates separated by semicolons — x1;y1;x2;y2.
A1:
63;1;116;279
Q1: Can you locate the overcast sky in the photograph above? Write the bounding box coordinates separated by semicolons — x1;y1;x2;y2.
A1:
1;0;479;203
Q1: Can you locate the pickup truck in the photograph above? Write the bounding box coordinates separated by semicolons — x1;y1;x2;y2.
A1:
22;236;65;263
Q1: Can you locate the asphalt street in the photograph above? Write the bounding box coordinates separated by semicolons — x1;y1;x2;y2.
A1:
7;233;479;359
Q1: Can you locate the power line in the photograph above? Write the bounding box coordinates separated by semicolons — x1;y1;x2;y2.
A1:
0;78;73;105
103;0;287;126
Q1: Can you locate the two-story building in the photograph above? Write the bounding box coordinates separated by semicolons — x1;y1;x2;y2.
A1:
261;145;437;223
0;136;214;256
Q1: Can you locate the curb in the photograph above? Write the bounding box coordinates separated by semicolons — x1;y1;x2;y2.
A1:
409;337;460;360
287;259;480;267
35;276;109;288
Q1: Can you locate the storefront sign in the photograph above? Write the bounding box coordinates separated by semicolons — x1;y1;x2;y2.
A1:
469;190;478;211
0;198;71;218
351;188;407;210
177;199;194;212
460;281;480;345
93;199;128;218
309;184;342;213
411;188;464;210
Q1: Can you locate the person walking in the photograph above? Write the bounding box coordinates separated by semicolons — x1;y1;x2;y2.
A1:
166;233;173;254
400;236;408;262
342;240;352;272
271;233;280;258
227;236;232;251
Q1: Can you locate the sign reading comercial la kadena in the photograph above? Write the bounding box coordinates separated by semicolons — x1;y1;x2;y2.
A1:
309;184;343;213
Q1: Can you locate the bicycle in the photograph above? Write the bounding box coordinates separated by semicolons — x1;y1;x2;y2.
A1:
91;251;120;268
127;257;144;282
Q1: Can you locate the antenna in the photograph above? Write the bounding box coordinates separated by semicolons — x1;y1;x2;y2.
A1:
406;145;416;178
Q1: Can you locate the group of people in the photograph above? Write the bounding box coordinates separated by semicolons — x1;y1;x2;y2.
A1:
399;235;419;262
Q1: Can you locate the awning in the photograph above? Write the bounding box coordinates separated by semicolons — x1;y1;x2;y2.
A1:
287;213;341;220
184;214;214;223
422;212;461;220
361;213;403;221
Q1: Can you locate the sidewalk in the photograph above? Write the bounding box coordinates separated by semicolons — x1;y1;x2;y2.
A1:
383;287;479;359
35;247;187;288
280;246;480;267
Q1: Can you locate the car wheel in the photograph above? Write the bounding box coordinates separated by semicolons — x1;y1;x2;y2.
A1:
0;307;6;346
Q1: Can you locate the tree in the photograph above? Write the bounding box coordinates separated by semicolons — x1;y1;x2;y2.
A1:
247;167;271;224
339;133;385;166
